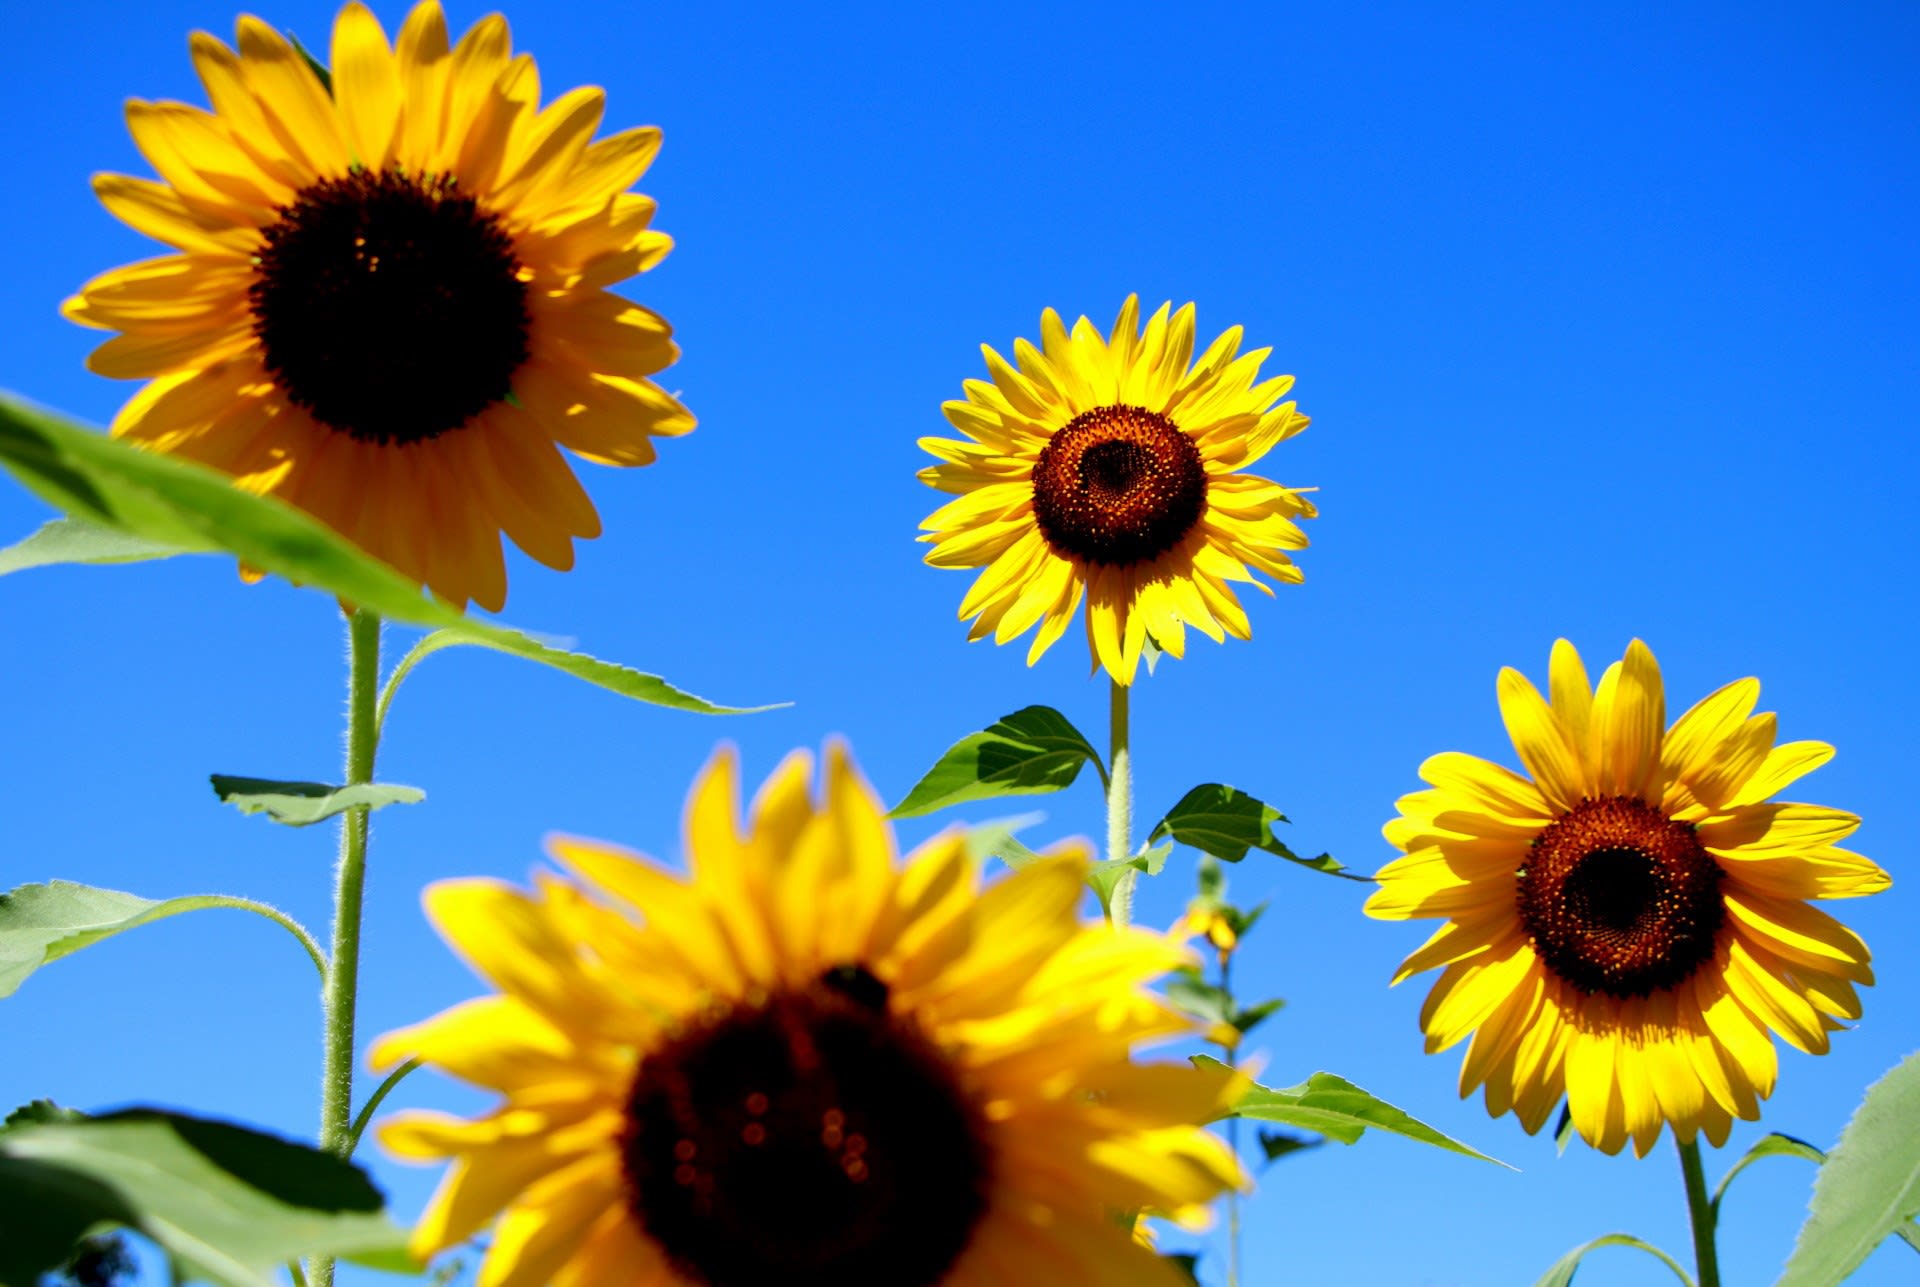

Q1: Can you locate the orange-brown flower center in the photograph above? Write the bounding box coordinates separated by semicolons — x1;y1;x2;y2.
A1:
620;965;990;1287
1516;796;1725;998
250;169;530;445
1030;405;1207;565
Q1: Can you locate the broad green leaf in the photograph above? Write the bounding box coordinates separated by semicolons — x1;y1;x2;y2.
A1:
0;517;200;575
890;706;1105;818
1165;972;1232;1026
0;882;241;999
1148;784;1367;881
1532;1233;1695;1287
210;775;425;827
1775;1049;1920;1287
1713;1132;1824;1215
0;394;763;715
1210;1058;1510;1167
378;626;779;723
0;1110;409;1287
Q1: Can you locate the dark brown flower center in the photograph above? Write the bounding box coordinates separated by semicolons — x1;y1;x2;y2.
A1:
1030;405;1207;565
249;169;530;445
1516;796;1725;998
620;965;990;1287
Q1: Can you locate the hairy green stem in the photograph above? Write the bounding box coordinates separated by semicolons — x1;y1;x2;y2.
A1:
313;610;382;1287
1220;949;1242;1287
1678;1135;1721;1287
1105;679;1135;926
202;897;327;978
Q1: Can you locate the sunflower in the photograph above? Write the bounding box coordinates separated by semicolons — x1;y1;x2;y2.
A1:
917;296;1315;685
62;1;690;611
372;743;1244;1287
1367;639;1889;1157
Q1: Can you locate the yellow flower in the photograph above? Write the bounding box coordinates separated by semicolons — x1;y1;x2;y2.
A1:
63;1;690;611
918;296;1315;685
1368;639;1889;1157
373;744;1245;1287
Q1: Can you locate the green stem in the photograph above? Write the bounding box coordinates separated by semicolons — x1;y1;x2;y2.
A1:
313;610;382;1287
1677;1135;1721;1287
1105;679;1135;927
347;1058;422;1155
201;897;327;978
1220;949;1241;1287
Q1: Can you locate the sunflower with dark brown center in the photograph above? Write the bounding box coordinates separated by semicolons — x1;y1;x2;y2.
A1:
918;297;1316;684
373;744;1245;1287
1367;638;1889;1157
63;1;691;611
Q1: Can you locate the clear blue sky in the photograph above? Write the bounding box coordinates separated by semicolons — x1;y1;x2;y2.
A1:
3;2;1916;1283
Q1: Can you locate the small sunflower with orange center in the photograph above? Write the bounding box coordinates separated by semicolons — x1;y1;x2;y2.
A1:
918;297;1315;685
373;744;1245;1287
1368;639;1889;1157
63;1;691;611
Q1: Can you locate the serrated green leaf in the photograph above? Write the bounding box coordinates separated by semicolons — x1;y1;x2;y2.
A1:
0;517;200;575
890;707;1105;818
0;882;244;999
1712;1132;1824;1216
1148;784;1366;880
1532;1233;1694;1287
380;626;777;720
1209;1058;1511;1167
210;776;424;828
1775;1049;1920;1287
0;1110;409;1287
0;394;765;716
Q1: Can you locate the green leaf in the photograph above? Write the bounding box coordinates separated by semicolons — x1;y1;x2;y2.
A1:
1160;1251;1200;1283
1148;784;1368;881
379;626;777;723
209;776;424;828
1211;1058;1511;1167
0;394;765;716
962;815;1051;870
1233;996;1286;1036
890;707;1105;818
1086;841;1170;913
1775;1049;1920;1287
1712;1132;1824;1216
0;517;200;575
1555;1102;1576;1155
1165;972;1232;1026
0;1110;409;1287
1532;1233;1695;1287
2;1100;83;1131
1258;1128;1321;1164
0;882;244;999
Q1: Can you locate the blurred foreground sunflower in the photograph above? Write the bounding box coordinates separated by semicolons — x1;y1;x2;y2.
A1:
1368;639;1889;1156
64;1;690;610
918;296;1315;685
373;744;1244;1287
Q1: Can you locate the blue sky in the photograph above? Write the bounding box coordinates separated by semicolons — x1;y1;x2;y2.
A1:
2;1;1916;1283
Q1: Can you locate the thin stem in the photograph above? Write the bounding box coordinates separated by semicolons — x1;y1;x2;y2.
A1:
1105;679;1135;927
347;1057;422;1155
202;897;328;978
313;610;382;1287
1220;949;1242;1287
1677;1135;1721;1287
